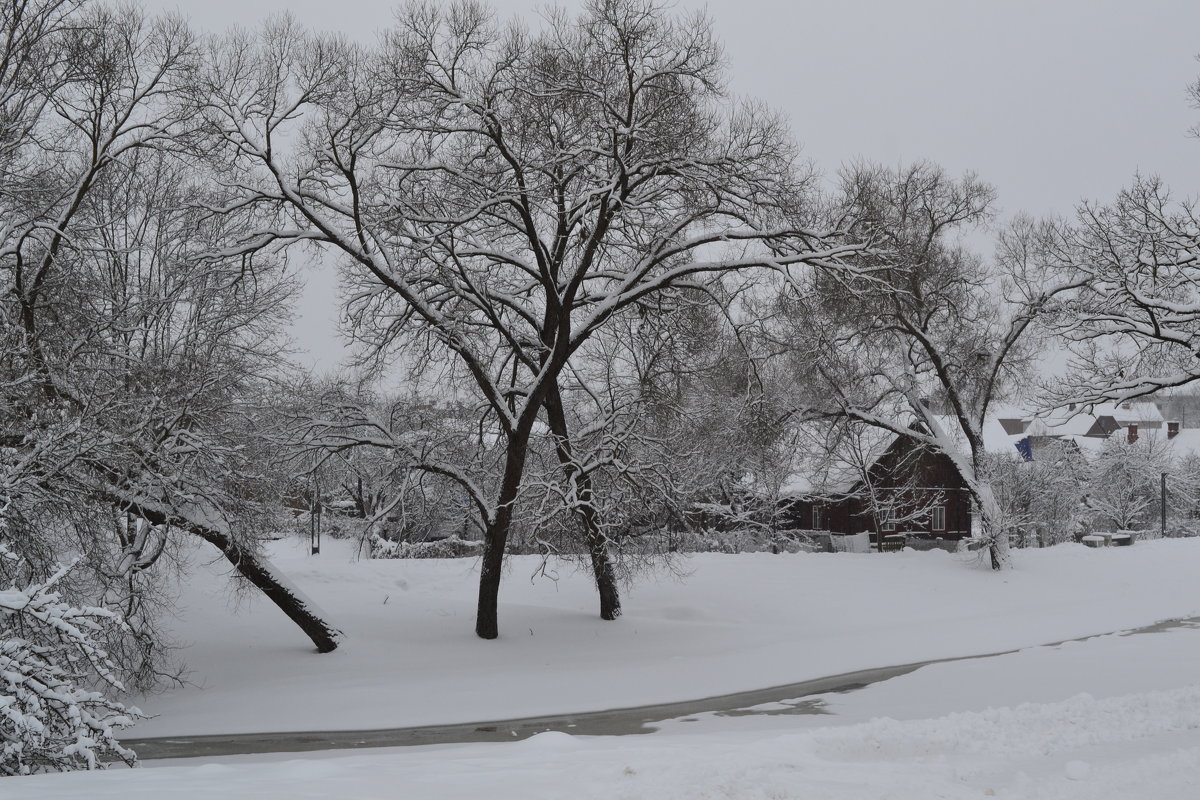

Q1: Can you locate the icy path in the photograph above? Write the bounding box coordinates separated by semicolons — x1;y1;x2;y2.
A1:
13;679;1200;798
124;617;1200;759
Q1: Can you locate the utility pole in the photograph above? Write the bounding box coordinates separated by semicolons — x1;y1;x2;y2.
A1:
1161;471;1168;538
310;460;322;556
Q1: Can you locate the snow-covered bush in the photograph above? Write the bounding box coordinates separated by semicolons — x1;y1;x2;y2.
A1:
983;442;1089;548
369;534;484;559
668;527;821;555
0;545;143;776
1084;435;1173;531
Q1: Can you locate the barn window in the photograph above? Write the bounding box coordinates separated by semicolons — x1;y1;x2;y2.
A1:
812;506;823;530
931;505;946;531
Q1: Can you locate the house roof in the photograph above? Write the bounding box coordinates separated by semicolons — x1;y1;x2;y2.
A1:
780;413;1026;498
1057;434;1109;454
928;415;1029;457
1092;402;1164;425
780;424;896;498
989;402;1031;421
1162;428;1200;460
1027;401;1163;440
1053;425;1200;460
781;396;1200;500
1034;413;1102;437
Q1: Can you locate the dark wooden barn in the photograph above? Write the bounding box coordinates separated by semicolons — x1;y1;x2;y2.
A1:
782;433;974;549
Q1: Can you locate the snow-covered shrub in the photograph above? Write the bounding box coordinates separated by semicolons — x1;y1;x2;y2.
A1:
902;536;961;553
983;443;1089;548
669;527;821;554
1084;435;1173;532
0;545;143;776
369;534;484;559
1165;523;1200;539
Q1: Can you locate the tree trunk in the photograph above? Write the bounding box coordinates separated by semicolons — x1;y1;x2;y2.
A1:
475;429;531;640
193;525;342;653
543;385;621;620
587;529;622;620
97;489;342;652
988;532;1009;570
475;513;507;640
974;484;1010;570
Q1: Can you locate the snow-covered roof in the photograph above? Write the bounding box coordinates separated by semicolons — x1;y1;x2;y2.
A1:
1039;413;1100;438
989;402;1031;421
1055;426;1200;460
1027;401;1163;439
928;415;1028;457
778;401;1186;496
779;414;1028;498
1092;402;1164;425
779;424;895;498
1164;428;1200;460
778;472;811;496
1058;434;1109;454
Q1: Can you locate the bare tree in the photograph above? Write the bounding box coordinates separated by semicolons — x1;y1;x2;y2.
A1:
1030;177;1200;405
287;379;490;554
536;286;792;564
198;0;857;638
1;1;341;663
1007;59;1200;406
782;162;1087;569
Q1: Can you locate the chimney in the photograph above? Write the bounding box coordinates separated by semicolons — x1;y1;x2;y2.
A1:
1127;423;1138;444
1168;421;1180;439
1068;403;1076;412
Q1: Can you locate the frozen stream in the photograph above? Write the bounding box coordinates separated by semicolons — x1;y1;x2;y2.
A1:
126;616;1200;760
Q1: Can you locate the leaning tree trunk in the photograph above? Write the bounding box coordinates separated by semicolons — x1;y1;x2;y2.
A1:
543;386;621;620
191;525;342;653
97;489;342;652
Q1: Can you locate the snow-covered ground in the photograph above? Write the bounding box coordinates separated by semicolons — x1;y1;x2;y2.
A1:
129;535;1200;737
8;536;1200;798
13;624;1200;798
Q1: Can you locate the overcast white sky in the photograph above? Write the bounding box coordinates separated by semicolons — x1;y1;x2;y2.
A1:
143;0;1200;369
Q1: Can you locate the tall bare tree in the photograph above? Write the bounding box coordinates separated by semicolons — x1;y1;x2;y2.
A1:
1002;61;1200;408
783;162;1086;568
198;0;858;638
0;0;341;664
1030;177;1200;405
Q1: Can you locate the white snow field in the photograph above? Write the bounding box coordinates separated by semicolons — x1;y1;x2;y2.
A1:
129;535;1200;737
8;536;1200;798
